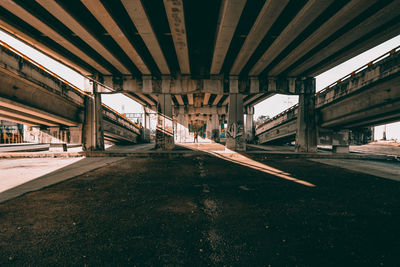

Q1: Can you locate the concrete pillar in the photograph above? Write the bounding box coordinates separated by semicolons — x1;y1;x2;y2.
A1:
295;78;316;152
332;130;349;153
206;115;212;139
211;113;220;142
226;93;246;151
142;107;150;143
245;106;254;143
82;88;104;151
176;106;189;143
156;94;175;150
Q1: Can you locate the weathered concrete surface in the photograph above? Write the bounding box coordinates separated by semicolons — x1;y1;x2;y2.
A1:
0;45;84;126
0;154;399;265
0;157;124;203
256;51;400;145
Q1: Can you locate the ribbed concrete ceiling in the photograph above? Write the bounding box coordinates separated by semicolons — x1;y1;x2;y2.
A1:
0;0;399;108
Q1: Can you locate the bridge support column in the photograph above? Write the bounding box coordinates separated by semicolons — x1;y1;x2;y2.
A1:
245;106;254;143
211;113;220;142
332;130;349;153
296;78;316;152
82;91;104;151
226;93;246;151
176;106;189;143
156;94;175;150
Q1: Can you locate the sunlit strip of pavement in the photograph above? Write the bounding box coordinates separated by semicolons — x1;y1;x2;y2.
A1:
0;157;125;203
179;143;316;187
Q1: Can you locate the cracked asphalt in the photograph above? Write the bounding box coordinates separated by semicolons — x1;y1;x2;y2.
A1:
0;154;399;266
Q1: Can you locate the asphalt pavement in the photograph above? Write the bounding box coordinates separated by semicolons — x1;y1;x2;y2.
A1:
0;145;399;266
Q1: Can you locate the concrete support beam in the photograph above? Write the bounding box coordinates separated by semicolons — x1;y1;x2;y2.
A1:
289;0;400;76
82;90;104;151
212;95;223;106
222;96;230;106
164;0;190;74
81;0;150;74
121;0;170;74
250;0;333;75
0;21;90;75
245;106;254;142
1;0;110;74
230;0;289;75
268;0;377;76
0;97;78;127
295;78;316;152
175;94;184;106
226;93;245;151
203;93;211;106
156;94;175;150
187;94;194;105
136;93;157;106
211;0;246;74
37;0;130;74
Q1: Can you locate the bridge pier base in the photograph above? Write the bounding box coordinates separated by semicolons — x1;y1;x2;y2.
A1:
226;93;246;151
296;78;317;152
82;92;104;151
156;94;175;150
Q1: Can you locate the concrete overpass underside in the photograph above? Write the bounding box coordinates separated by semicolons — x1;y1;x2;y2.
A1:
256;49;400;151
0;0;399;151
0;42;141;148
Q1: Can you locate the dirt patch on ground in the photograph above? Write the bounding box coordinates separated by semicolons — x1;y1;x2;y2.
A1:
0;155;399;265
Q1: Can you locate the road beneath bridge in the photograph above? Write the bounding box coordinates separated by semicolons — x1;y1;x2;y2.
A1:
0;144;399;266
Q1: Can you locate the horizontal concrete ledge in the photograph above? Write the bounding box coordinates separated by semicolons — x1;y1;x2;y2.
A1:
0;152;82;158
81;151;208;158
1;149;398;162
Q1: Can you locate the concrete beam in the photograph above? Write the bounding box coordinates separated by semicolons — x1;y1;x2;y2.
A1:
203;93;211;106
174;105;226;115
113;75;307;95
0;96;78;127
0;106;59;126
250;0;333;75
289;0;400;76
187;93;194;105
230;0;289;75
136;93;157;106
0;115;38;126
81;0;150;74
0;22;91;75
210;0;246;74
212;95;223;105
1;0;110;74
243;93;264;106
268;0;377;76
222;96;229;106
36;0;130;74
164;0;190;74
121;0;170;74
175;94;185;106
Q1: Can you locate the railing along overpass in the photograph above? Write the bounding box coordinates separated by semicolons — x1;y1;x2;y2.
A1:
0;41;141;148
255;47;400;151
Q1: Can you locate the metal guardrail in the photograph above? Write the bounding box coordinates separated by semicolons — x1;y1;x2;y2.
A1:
256;46;400;131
